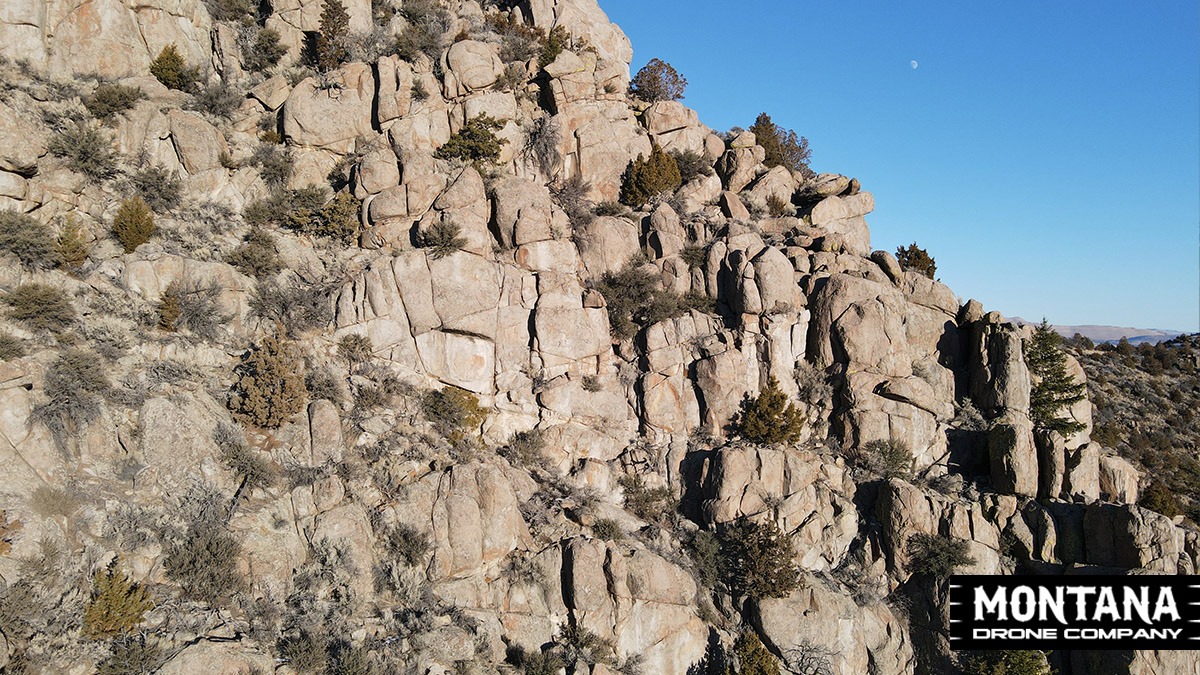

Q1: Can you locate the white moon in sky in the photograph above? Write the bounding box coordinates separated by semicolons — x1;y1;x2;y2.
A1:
911;60;919;69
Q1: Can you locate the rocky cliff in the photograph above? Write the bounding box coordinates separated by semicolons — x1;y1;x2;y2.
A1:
0;1;1195;673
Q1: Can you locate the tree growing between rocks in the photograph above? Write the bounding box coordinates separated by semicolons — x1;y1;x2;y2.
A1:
748;112;812;176
619;144;681;206
149;44;198;91
738;376;805;445
718;519;800;599
1025;320;1086;436
83;562;154;640
112;196;156;252
629;58;687;102
895;242;936;279
314;0;351;72
229;332;307;429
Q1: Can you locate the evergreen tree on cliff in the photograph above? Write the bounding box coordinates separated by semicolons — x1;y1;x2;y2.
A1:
314;0;349;72
1025;320;1086;435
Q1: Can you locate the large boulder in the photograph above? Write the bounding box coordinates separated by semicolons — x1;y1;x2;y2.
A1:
699;445;857;571
967;313;1031;417
283;63;376;153
562;538;707;672
0;101;45;176
443;40;504;97
755;580;915;675
988;416;1039;497
521;0;633;89
1098;453;1139;504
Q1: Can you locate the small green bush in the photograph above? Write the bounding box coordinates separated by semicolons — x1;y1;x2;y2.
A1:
96;636;164;675
113;196;156;252
670;149;712;183
248;143;294;187
629;58;687;102
538;26;569;69
229;333;307;428
48;122;119;180
730;631;781;675
618;474;675;523
203;0;256;23
739;376;805;445
718;519;799;599
0;332;25;360
244;28;288;72
906;532;975;578
149;44;198;91
619;144;681;206
594;259;708;339
83;83;145;123
895;242;936;279
0;210;57;269
748;112;811;176
56;215;90;270
225;226;282;278
686;530;720;588
435;114;508;164
591;518;622;541
1140;480;1180;517
186;80;241;119
964;650;1053;675
269;187;360;243
5;283;75;333
421;386;486;443
165;522;241;604
416;220;466;259
128;165;182;212
83;561;154;639
338;333;373;363
861;437;914;479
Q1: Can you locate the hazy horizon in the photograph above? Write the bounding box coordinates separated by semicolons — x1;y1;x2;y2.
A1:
602;0;1200;333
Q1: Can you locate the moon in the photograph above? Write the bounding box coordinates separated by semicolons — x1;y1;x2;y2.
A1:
911;60;919;70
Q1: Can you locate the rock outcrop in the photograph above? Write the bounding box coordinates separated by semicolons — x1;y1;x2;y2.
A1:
0;0;1190;673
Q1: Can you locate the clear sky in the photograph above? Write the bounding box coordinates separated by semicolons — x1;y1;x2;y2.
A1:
600;0;1200;332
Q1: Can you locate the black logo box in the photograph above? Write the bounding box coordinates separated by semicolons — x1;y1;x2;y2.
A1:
949;575;1200;650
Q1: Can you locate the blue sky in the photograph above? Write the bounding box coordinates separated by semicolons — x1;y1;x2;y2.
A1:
600;0;1200;332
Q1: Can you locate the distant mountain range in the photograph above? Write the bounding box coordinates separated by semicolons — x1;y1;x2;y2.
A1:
1011;318;1185;345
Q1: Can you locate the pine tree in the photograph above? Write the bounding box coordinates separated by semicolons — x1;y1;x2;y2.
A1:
619;144;682;206
895;242;937;279
314;0;350;72
1025;320;1086;435
83;561;154;639
738;376;805;445
748;113;811;175
730;631;781;675
229;332;307;428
